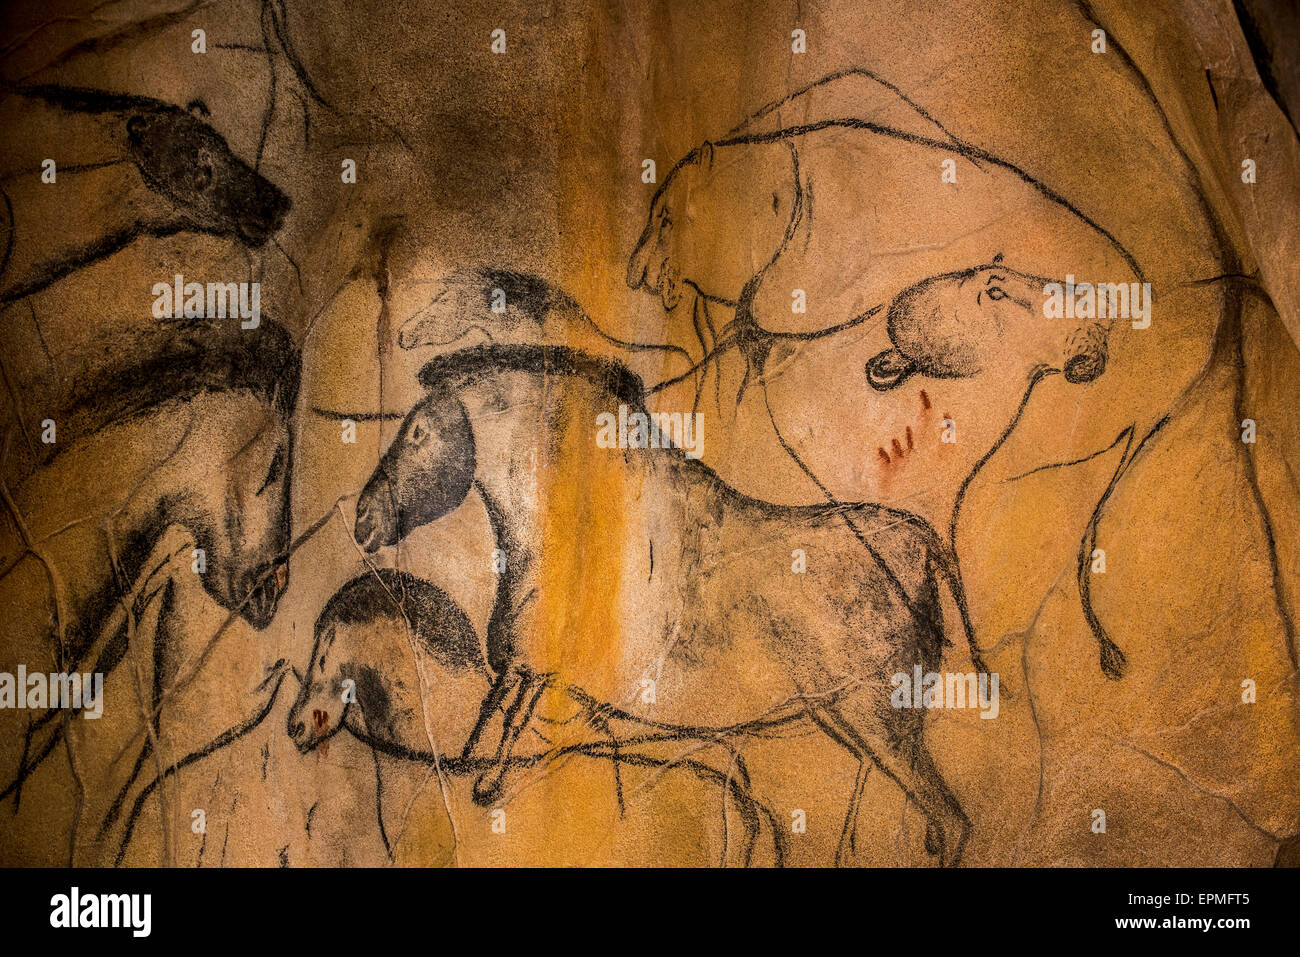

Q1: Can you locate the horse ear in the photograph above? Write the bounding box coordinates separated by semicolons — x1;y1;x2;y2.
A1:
699;141;715;171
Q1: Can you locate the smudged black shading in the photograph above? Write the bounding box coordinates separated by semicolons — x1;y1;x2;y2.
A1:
0;84;290;304
1231;0;1300;138
398;266;695;374
355;343;970;865
35;315;299;470
318;569;482;673
287;570;485;752
1;319;300;810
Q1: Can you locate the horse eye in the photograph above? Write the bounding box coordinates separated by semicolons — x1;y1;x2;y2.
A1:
987;286;1006;301
318;656;325;670
193;163;213;191
410;423;426;443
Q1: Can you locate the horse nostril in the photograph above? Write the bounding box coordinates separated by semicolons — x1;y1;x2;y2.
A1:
290;721;304;739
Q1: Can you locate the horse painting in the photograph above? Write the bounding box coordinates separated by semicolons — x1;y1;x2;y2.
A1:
0;316;300;862
352;344;971;866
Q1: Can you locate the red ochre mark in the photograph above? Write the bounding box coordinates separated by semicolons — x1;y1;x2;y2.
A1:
312;709;330;756
874;392;936;470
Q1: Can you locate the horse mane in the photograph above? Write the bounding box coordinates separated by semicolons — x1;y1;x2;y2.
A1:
464;268;580;322
416;343;647;411
41;316;300;463
318;569;481;672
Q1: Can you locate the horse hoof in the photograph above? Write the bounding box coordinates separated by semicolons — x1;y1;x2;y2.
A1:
471;772;503;806
924;822;941;856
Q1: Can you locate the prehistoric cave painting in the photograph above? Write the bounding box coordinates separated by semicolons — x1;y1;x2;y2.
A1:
289;568;787;866
0;317;299;865
624;70;1141;392
0;84;291;307
617;67;1246;684
396;267;693;377
864;258;1110;392
350;344;970;865
0;0;1296;869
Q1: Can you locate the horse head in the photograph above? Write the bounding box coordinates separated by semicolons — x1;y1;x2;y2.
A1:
287;614;354;754
288;570;487;755
125;99;290;247
139;319;299;629
353;388;476;552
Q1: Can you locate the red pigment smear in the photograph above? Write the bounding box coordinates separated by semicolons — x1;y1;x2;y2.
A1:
920;390;931;410
906;426;914;450
877;447;891;465
891;438;904;458
313;709;331;757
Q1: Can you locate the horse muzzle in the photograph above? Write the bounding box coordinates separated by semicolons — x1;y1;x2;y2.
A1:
240;566;285;630
354;482;398;553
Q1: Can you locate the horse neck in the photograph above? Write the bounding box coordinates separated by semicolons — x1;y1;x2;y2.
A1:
1;403;194;635
456;371;636;551
453;373;551;521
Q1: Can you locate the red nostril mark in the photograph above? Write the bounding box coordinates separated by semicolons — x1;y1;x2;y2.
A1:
275;564;287;592
877;447;891;465
891;438;904;458
905;426;914;450
312;709;330;756
920;390;931;410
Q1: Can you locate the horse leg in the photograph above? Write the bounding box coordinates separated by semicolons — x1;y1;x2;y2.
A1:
825;700;970;867
471;670;548;806
460;667;518;761
577;696;626;816
806;706;872;866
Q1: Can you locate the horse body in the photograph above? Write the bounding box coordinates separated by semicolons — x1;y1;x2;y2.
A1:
475;404;940;730
355;345;969;864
